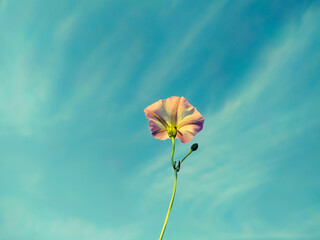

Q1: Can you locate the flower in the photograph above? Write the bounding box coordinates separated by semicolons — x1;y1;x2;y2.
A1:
144;96;204;143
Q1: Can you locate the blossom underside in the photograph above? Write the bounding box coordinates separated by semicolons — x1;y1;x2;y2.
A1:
144;96;204;143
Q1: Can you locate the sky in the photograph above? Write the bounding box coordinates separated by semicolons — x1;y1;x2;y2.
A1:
0;0;320;240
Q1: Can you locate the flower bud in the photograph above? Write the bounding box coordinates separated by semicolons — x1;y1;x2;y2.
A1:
191;143;198;151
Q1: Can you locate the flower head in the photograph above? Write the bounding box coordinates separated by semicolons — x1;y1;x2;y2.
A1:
144;96;204;143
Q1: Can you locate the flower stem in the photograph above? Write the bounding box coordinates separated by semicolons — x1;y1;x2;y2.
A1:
159;137;177;240
170;137;175;169
180;149;192;164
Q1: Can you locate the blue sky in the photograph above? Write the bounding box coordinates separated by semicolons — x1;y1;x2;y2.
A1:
0;0;320;239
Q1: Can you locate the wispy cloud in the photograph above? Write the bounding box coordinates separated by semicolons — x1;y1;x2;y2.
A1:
137;5;320;239
1;1;319;240
135;0;228;102
0;197;141;240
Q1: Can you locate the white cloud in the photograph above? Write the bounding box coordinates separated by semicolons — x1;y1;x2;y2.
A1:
0;198;141;240
137;6;320;239
135;0;228;102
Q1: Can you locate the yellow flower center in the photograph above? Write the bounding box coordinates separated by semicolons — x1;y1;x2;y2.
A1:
167;125;177;138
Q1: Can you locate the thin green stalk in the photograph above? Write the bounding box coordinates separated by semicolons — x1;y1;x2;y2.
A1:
159;137;177;240
180;150;192;164
170;137;175;169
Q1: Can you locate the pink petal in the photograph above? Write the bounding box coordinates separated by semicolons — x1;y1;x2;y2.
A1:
177;123;203;143
144;96;204;142
145;96;181;124
144;96;181;140
161;96;181;125
148;118;169;140
144;102;168;140
176;97;204;143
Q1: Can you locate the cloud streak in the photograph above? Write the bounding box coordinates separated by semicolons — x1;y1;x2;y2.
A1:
138;5;320;239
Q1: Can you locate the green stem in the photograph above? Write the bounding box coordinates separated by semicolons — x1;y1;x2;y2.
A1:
180;149;192;164
159;137;177;240
170;137;175;169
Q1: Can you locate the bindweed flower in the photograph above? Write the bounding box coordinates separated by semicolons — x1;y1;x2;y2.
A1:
144;96;204;143
144;96;204;240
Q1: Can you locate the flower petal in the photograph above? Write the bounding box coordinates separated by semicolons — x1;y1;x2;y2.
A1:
144;101;168;140
177;123;203;143
148;118;169;140
144;96;204;142
162;96;181;125
176;97;204;143
144;96;182;139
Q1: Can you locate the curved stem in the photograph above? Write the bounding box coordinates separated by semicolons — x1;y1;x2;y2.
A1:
159;137;177;240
